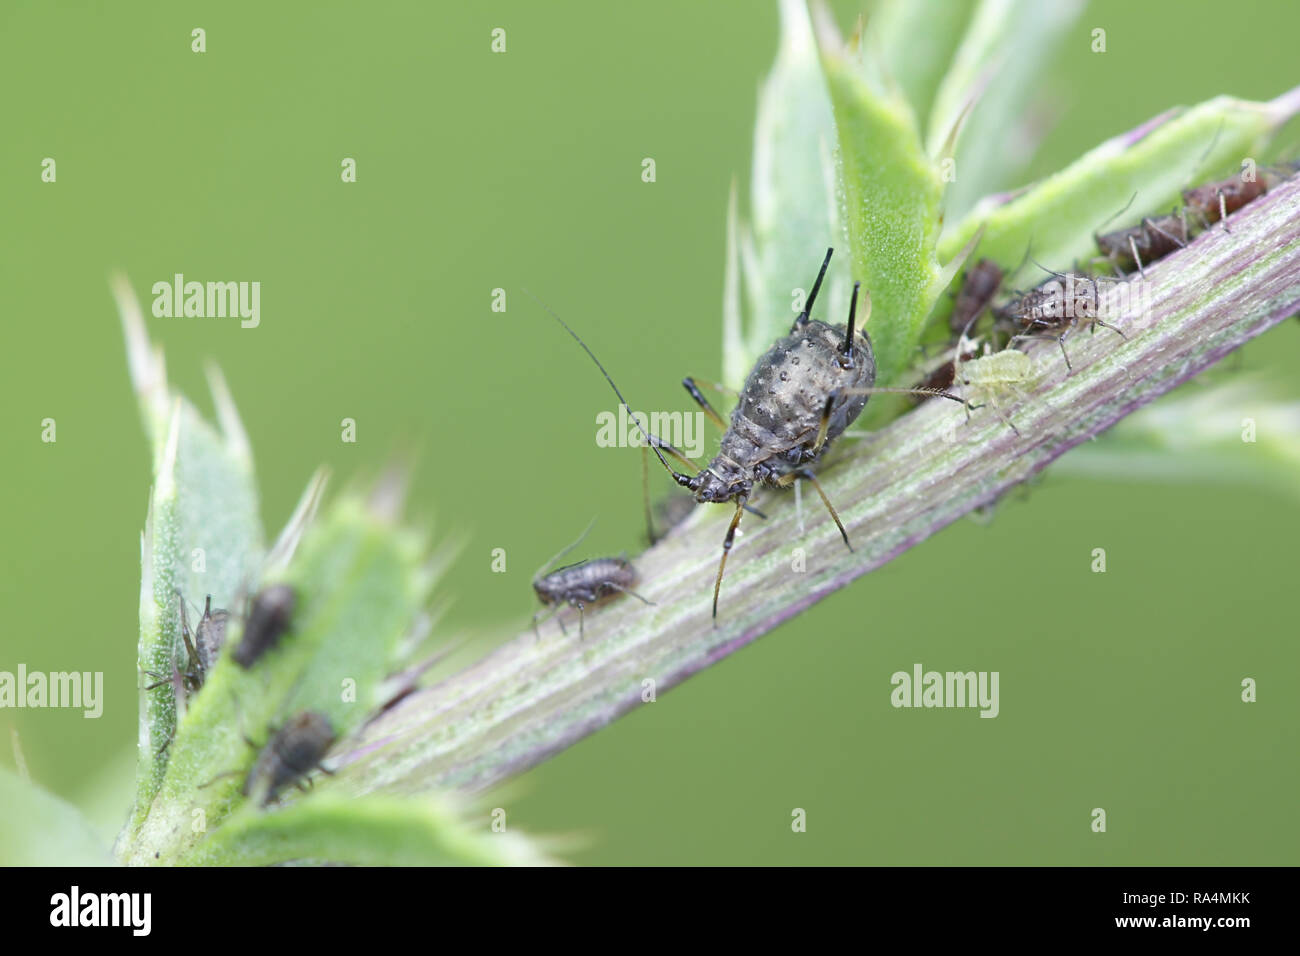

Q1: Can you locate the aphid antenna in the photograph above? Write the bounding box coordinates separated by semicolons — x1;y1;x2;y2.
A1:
534;516;598;580
1093;191;1139;235
524;288;694;490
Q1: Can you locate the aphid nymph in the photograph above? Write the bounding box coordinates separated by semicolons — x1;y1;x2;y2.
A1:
242;710;335;807
232;583;297;668
144;590;231;695
532;520;653;638
181;593;229;682
995;265;1124;371
952;341;1037;437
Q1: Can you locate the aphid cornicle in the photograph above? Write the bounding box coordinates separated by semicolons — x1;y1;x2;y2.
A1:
232;584;296;668
242;710;335;807
537;248;969;620
532;521;653;638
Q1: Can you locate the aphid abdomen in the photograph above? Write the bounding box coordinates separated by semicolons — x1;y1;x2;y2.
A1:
233;584;297;668
243;710;335;806
960;349;1033;386
726;319;875;480
1183;177;1267;225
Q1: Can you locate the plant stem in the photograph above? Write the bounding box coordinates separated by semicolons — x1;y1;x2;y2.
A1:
338;179;1300;796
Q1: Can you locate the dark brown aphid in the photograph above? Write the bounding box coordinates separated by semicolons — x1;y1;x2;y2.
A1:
1095;210;1188;276
536;249;970;620
1182;174;1267;232
232;584;296;668
532;522;653;638
949;258;1004;335
242;710;335;807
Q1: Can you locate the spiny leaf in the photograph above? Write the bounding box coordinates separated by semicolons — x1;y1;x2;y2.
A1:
112;277;265;840
926;0;1084;221
863;0;972;132
124;492;432;864
813;3;947;387
724;0;846;390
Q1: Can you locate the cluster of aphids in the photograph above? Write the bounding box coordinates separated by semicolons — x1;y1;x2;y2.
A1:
924;161;1299;385
145;584;335;806
532;248;977;627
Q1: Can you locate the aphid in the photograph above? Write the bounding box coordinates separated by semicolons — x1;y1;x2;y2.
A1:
994;268;1123;371
532;521;653;638
242;710;335;807
949;258;1004;335
232;584;296;668
1095;209;1188;276
180;594;229;683
952;341;1037;436
1181;173;1267;233
534;249;970;620
144;591;231;694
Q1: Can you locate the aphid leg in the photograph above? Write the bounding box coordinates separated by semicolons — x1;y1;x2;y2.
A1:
1145;214;1186;250
1057;327;1074;372
173;587;204;676
778;469;851;551
531;607;549;641
575;602;586;640
606;583;655;606
1127;234;1146;278
983;395;1022;437
641;446;656;544
1218;190;1231;234
1092;317;1126;340
791;247;834;331
682;378;733;430
642;431;695;471
712;497;748;623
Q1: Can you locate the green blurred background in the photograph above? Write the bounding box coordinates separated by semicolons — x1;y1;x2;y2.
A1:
2;0;1297;864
